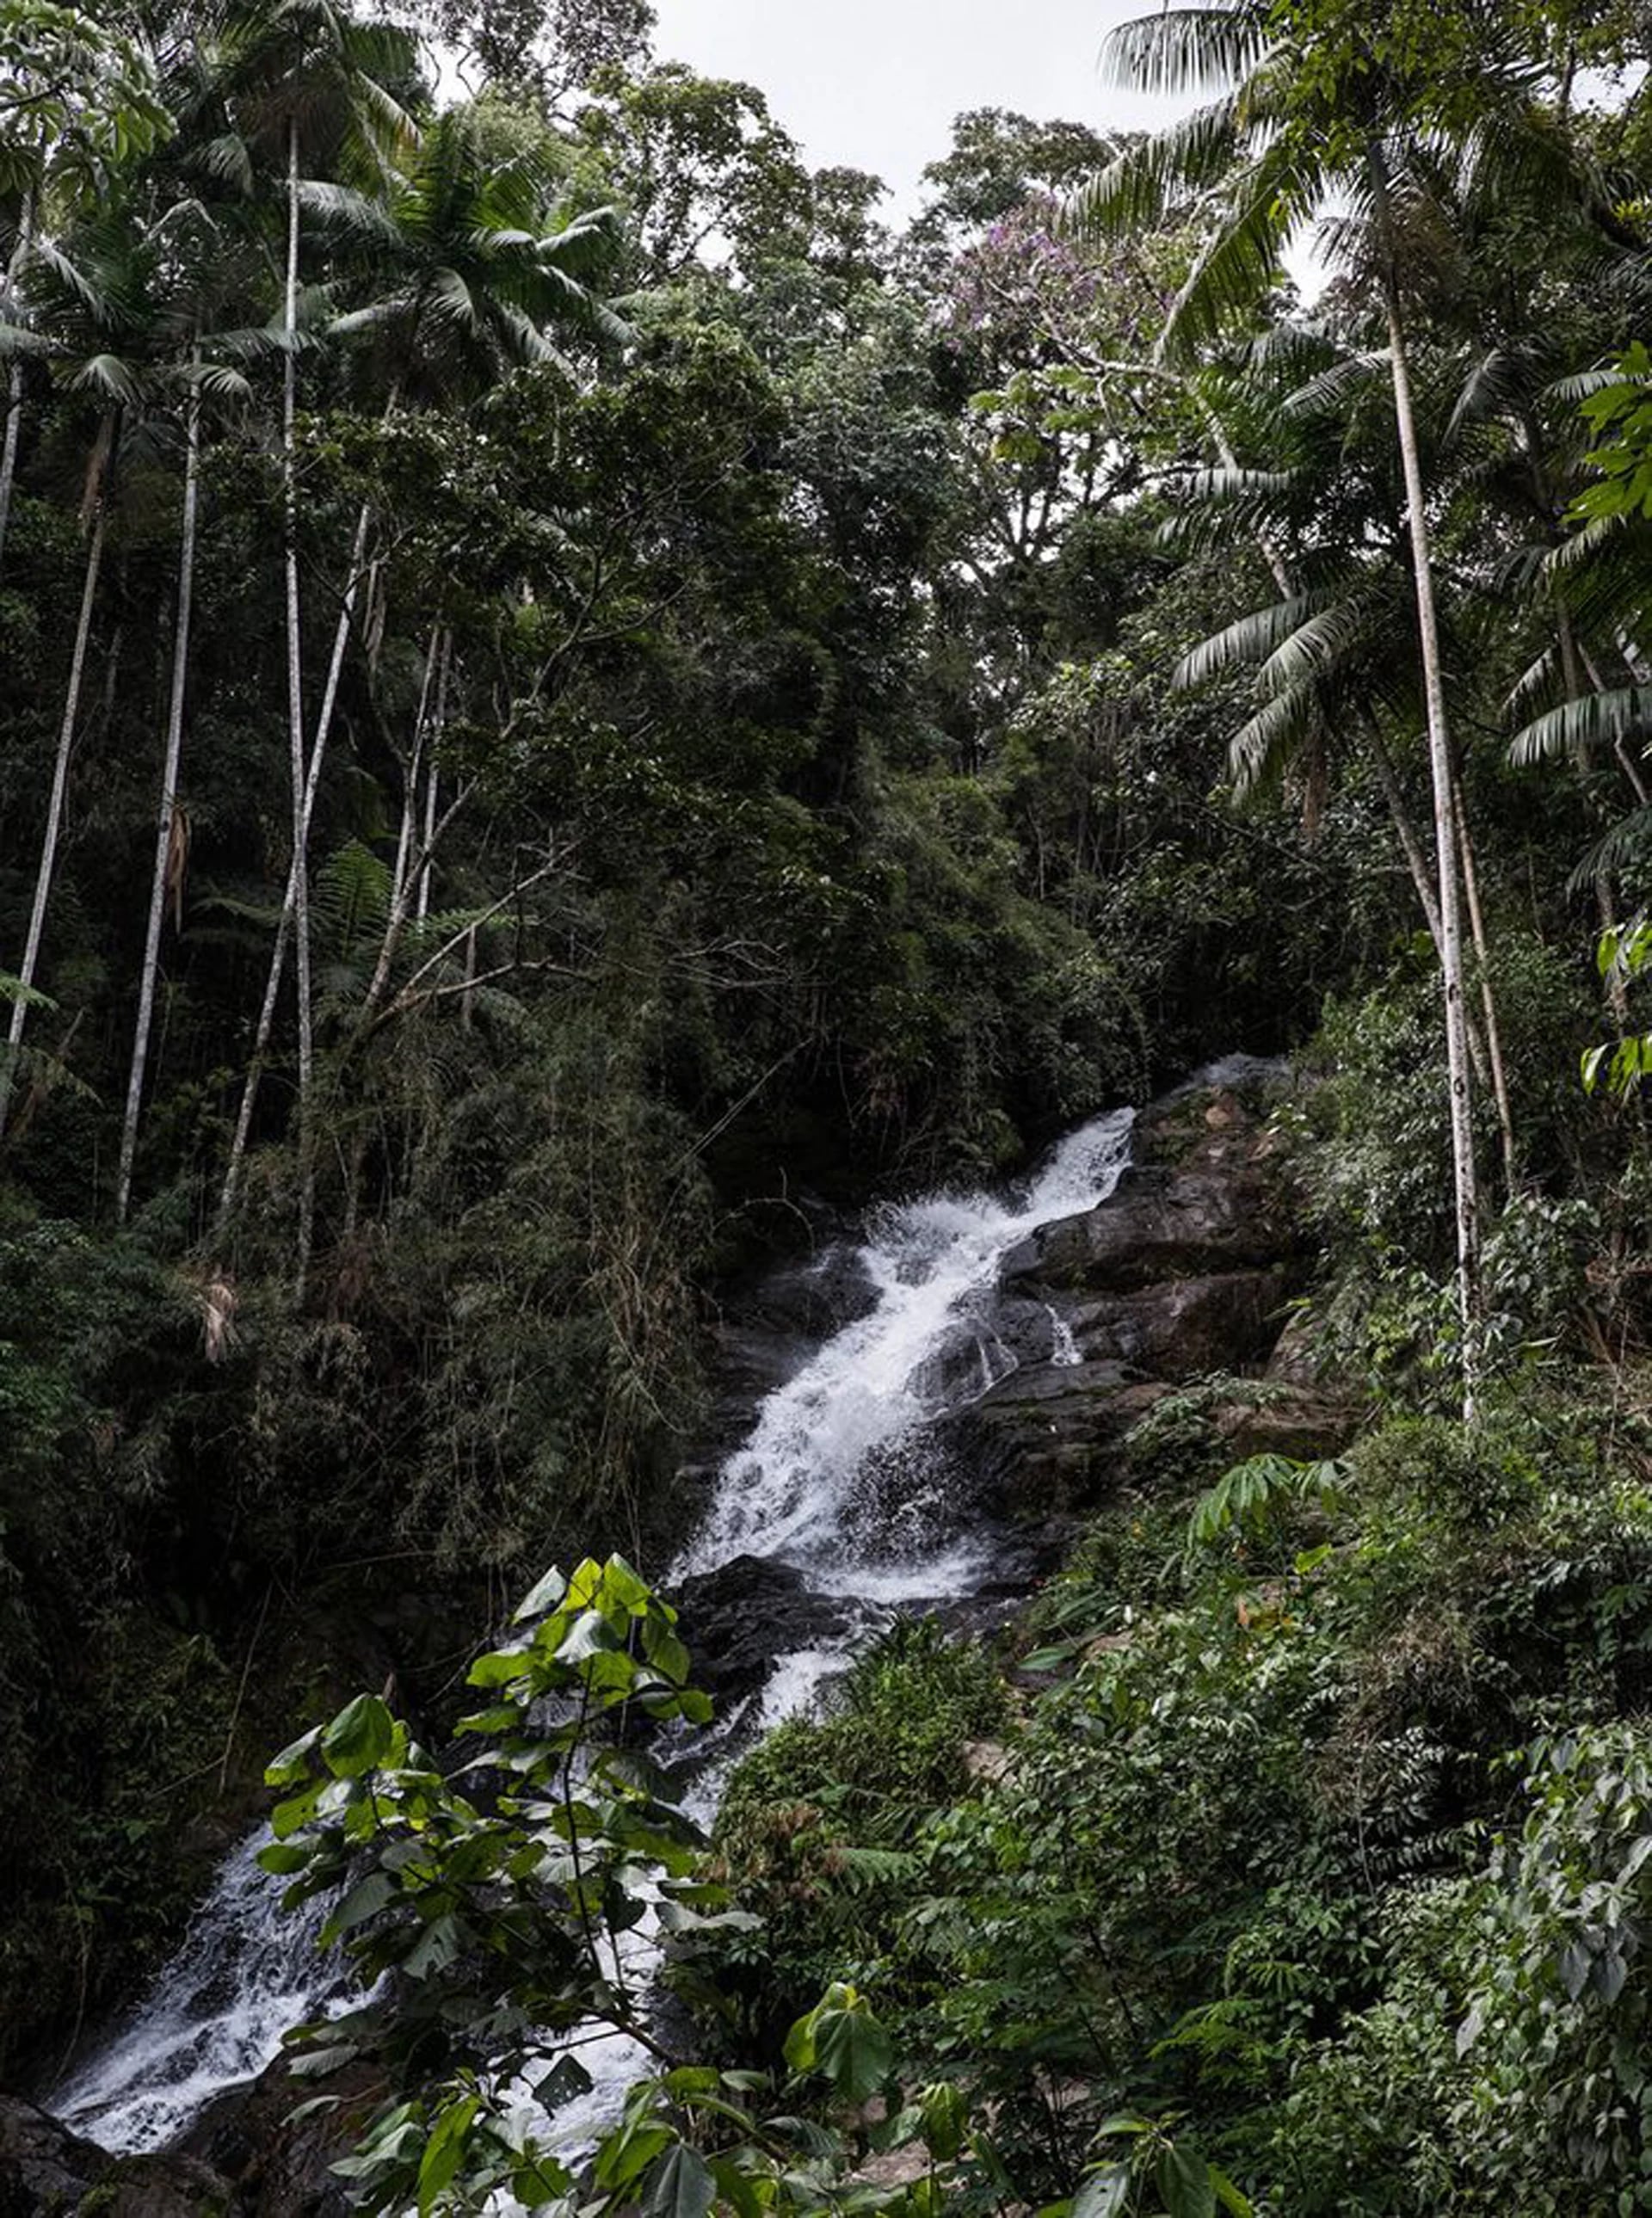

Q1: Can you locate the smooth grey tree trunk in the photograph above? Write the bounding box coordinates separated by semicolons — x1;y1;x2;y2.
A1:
0;475;109;1138
118;377;202;1221
364;627;449;1020
215;496;373;1235
1378;245;1482;1408
0;193;34;579
280;120;316;1285
1454;790;1517;1199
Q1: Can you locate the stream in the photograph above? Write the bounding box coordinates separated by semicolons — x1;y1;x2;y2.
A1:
50;1105;1137;2155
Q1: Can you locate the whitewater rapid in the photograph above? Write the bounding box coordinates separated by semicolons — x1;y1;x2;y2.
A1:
51;1106;1135;2154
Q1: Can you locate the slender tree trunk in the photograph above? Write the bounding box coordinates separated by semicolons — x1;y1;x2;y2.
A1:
390;623;441;911
280;118;316;1287
215;497;373;1238
215;879;294;1231
1454;787;1517;1198
0;462;110;1138
415;638;448;925
1365;715;1445;948
118;376;203;1222
361;632;453;1028
1373;186;1481;1407
0;192;34;579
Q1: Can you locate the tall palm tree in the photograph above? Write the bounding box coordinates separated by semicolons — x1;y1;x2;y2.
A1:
0;206;151;1138
114;192;272;1222
201;0;416;1276
0;3;169;575
1073;0;1612;1403
214;109;631;1244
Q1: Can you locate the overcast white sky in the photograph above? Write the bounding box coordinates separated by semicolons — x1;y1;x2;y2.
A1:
650;1;1185;219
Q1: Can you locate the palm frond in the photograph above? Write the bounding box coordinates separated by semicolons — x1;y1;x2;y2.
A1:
298;178;401;247
189;131;256;198
1228;679;1316;797
189;361;255;404
1175;592;1324;688
70;353;145;404
1568;807;1652;893
1160;133;1319;360
1064;94;1241;242
1549;364;1634;404
1100;6;1273;97
1504;643;1560;718
1279;349;1384;419
1254;595;1374;695
1445;349;1530;444
1510;685;1652;767
312;838;391;959
28;235;129;328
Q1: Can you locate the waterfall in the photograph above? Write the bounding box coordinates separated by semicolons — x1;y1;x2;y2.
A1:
49;1834;342;2153
669;1107;1133;1596
51;1106;1134;2155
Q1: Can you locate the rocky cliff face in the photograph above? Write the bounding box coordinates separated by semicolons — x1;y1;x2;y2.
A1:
957;1070;1351;1518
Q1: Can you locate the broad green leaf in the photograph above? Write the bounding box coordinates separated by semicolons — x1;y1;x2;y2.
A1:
810;1999;893;2102
1072;2163;1131;2218
513;1566;568;1623
1159;2144;1217;2218
257;1841;311;1875
320;1870;397;1947
643;2141;716;2218
417;2093;478;2218
404;1913;465;1979
1209;2168;1254;2217
321;1694;395;1779
266;1725;322;1786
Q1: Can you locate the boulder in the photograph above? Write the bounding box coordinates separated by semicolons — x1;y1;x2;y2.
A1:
667;1556;854;1706
181;2060;386;2218
961;1076;1317;1516
0;2098;227;2218
1002;1155;1300;1296
1211;1386;1358;1463
1066;1269;1290;1379
956;1362;1173;1517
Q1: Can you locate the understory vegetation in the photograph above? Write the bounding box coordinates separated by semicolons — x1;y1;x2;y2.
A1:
705;1402;1652;2214
13;0;1652;2208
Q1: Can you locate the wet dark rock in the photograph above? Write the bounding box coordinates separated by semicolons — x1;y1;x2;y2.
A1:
983;1292;1080;1367
1065;1269;1291;1379
722;1242;878;1346
1002;1155;1300;1295
962;1080;1318;1516
180;2059;385;2218
954;1364;1172;1516
693;1246;880;1468
902;1314;1017;1411
1211;1386;1358;1463
668;1556;854;1705
0;2098;226;2218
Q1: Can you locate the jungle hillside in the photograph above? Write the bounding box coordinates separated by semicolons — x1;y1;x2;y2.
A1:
9;3;1652;2214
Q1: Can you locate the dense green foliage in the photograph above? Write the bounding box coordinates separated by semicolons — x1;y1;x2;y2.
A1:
709;1401;1652;2213
14;0;1652;2208
264;1556;1250;2218
0;2;1375;2062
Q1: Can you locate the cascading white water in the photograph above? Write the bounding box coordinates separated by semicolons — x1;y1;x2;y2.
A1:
51;1106;1135;2157
1045;1305;1082;1367
51;1833;338;2152
669;1107;1135;1599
